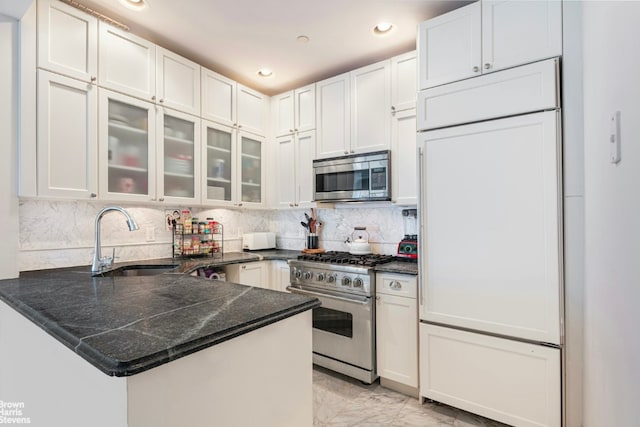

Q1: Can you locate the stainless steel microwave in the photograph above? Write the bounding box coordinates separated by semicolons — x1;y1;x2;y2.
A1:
313;150;391;202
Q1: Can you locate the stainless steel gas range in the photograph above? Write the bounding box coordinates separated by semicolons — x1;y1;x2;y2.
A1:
287;251;395;384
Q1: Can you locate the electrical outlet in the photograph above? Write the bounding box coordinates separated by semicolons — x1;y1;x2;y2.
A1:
146;227;155;242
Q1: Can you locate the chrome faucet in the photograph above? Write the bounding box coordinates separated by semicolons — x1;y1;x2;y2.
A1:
91;206;139;274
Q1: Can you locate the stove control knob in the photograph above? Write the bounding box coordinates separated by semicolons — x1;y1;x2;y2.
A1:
342;277;352;287
303;271;313;280
353;278;364;288
316;273;326;282
327;275;336;283
294;269;302;279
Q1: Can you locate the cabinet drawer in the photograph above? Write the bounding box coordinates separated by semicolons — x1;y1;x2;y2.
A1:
417;58;559;131
376;273;417;298
420;323;561;427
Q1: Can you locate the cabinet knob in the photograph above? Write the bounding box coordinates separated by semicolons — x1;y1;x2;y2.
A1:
473;66;480;73
151;198;156;201
238;124;242;129
294;128;298;132
238;203;243;206
89;192;97;198
391;106;396;112
344;151;349;154
241;265;246;269
289;202;294;207
90;76;97;82
484;63;492;70
159;98;165;103
151;95;156;101
350;150;355;153
294;203;299;207
289;129;294;133
159;197;165;202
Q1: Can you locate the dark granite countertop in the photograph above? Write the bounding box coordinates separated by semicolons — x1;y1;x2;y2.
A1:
0;253;319;377
374;260;419;275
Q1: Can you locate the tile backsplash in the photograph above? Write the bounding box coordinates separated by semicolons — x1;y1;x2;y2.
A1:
19;200;410;271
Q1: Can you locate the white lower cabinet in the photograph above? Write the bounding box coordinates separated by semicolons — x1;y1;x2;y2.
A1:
375;273;418;389
270;260;291;293
37;69;97;199
225;261;269;288
420;323;561;427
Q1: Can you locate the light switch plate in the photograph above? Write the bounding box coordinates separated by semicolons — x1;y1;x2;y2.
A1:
610;111;621;164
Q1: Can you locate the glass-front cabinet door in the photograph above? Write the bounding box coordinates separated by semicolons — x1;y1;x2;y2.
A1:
158;110;200;204
202;120;235;206
239;132;265;206
99;89;156;201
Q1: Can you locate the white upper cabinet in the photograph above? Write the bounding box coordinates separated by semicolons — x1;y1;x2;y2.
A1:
350;60;391;154
482;0;562;74
37;70;97;199
418;1;481;90
236;84;268;136
201;68;236;127
418;0;561;90
156;47;201;116
316;73;350;158
391;109;417;206
37;0;97;83
98;22;156;102
274;130;315;209
274;84;316;137
98;89;157;203
391;51;417;112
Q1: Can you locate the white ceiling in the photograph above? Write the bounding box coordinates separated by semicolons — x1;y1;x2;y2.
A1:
74;0;470;96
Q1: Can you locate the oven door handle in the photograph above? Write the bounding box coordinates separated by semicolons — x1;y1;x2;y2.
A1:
287;286;371;305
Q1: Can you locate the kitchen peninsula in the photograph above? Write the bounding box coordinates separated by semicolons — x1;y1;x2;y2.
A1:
0;255;319;427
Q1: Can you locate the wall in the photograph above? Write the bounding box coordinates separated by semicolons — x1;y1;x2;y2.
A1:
19;200;408;271
582;2;640;425
0;14;20;279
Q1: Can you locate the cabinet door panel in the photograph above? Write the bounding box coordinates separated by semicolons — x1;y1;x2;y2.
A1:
296;131;316;207
350;60;391;154
377;293;417;387
271;260;291;293
420;324;561;427
275;135;296;208
316;73;350;158
418;2;480;90
482;0;562;73
295;84;316;132
156;48;201;116
37;70;97;198
98;23;155;101
99;89;156;202
201;68;235;126
159;110;200;204
239;132;265;206
274;91;294;137
391;51;416;112
419;112;561;344
391;109;417;205
37;0;97;82
202;120;235;206
237;85;267;136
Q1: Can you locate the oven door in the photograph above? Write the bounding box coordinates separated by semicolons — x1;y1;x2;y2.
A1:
287;286;374;371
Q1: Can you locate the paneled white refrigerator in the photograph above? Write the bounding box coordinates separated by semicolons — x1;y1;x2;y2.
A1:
416;58;563;427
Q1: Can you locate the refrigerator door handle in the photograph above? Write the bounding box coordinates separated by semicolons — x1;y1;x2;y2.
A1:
417;145;424;307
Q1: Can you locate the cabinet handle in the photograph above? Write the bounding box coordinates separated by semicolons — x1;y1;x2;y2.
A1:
151;198;157;201
484;63;492;70
159;198;165;202
294;203;299;207
89;192;97;198
289;129;294;133
391;106;396;112
241;265;246;269
344;151;349;154
294;128;298;132
350;150;355;153
159;98;165;103
289;202;294;207
238;124;242;129
238;203;243;206
90;76;97;82
151;95;156;101
390;280;402;290
473;66;480;73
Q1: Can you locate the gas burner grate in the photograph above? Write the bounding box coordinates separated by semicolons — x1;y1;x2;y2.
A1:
297;251;395;267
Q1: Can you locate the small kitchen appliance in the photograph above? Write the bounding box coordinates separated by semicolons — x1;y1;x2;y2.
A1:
346;227;372;255
397;209;418;259
242;232;276;250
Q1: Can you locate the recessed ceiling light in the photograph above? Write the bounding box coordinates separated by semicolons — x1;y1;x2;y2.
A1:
297;35;310;44
373;22;393;35
257;68;273;77
119;0;147;10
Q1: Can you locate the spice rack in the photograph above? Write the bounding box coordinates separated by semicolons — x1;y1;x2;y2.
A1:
172;222;223;259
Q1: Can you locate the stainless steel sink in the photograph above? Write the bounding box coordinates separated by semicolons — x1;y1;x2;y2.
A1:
97;265;179;277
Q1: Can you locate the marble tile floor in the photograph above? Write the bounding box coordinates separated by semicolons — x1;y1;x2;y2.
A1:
313;366;510;427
